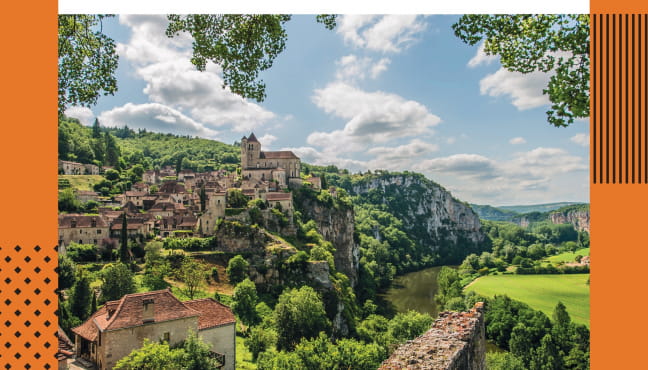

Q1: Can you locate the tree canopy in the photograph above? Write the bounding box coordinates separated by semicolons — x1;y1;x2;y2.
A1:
453;15;590;127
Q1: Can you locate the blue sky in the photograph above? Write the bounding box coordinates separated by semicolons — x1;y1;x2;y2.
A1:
65;14;590;206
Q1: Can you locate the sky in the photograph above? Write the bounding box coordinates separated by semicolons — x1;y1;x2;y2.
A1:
64;14;590;206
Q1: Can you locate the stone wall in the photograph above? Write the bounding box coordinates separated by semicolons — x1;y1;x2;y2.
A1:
198;323;236;370
379;302;486;370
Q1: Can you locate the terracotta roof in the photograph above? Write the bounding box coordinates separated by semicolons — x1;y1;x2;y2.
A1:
59;214;108;229
125;191;147;197
247;133;259;143
56;326;75;361
266;192;292;201
260;151;299;159
183;298;236;330
72;306;107;341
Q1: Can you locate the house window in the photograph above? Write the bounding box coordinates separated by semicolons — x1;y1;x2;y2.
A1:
97;230;101;234
163;332;170;343
79;240;82;244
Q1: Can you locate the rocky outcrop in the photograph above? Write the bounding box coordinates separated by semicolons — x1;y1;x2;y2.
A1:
379;302;486;370
297;198;359;287
350;174;486;261
550;208;590;232
213;221;271;254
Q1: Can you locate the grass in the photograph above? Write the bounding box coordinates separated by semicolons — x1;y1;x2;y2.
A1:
465;273;590;327
236;335;257;370
545;248;590;263
59;174;104;191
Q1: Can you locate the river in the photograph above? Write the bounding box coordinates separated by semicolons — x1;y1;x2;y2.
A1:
382;265;448;318
382;265;504;353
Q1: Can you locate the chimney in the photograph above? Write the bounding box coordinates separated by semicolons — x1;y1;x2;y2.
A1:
142;298;155;323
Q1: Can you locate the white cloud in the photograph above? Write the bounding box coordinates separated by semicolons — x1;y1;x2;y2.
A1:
509;137;526;145
284;146;368;173
64;106;95;126
116;14;275;135
335;55;391;83
98;103;220;139
467;43;498;68
571;133;590;147
412;147;587;204
309;82;441;152
258;134;278;148
337;15;426;53
480;68;551;110
367;139;439;171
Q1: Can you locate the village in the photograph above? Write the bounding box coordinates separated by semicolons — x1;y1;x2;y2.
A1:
56;133;323;370
58;133;321;250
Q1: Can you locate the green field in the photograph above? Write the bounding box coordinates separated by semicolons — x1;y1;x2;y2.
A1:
466;274;590;326
59;175;104;191
236;334;257;369
546;248;590;263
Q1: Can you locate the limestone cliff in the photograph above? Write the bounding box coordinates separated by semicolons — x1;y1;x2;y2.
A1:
550;207;590;232
349;173;486;263
294;194;359;287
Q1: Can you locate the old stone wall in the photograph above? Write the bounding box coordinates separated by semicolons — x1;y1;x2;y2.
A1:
379;302;485;370
198;323;236;370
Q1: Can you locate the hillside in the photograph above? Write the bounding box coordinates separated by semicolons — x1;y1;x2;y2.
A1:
498;202;584;214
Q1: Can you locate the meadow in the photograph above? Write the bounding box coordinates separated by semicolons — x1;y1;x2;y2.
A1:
466;273;590;326
546;248;590;263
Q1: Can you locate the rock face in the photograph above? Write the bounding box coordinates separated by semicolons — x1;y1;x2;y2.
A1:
350;174;486;261
297;198;359;287
550;209;590;232
379;302;486;370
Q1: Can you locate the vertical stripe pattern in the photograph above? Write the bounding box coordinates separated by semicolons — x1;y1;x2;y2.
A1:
593;14;648;184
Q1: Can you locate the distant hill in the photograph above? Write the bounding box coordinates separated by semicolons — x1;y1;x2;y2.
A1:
497;202;584;214
469;204;519;222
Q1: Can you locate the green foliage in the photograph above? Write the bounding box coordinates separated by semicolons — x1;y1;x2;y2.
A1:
179;258;207;300
453;15;589;127
227;188;249;208
100;262;136;302
58;15;118;116
245;326;277;361
57;254;77;291
486;352;526;370
66;242;98;262
435;266;463;308
232;279;260;327
70;271;93;320
226;255;249;285
58;188;81;212
273;286;331;351
162;237;214;251
166;15;292;102
114;339;184;370
387;311;434;344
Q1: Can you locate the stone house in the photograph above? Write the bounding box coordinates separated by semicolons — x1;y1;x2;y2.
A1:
59;160;99;175
123;191;148;208
265;192;293;212
76;190;100;203
142;170;157;184
58;214;109;248
72;289;236;370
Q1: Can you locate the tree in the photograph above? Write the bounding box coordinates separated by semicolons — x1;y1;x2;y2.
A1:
453;15;589;127
387;311;433;344
435;266;463;308
57;254;77;292
245;327;278;361
104;132;120;167
181;330;222;369
58;188;81;212
114;339;184;370
119;214;130;264
273;286;331;351
486;352;526;370
231;278;259;327
226;189;249;208
92;118;102;138
70;271;93;320
100;262;136;302
179;258;206;300
531;334;564;370
58;15;119;116
226;255;249;284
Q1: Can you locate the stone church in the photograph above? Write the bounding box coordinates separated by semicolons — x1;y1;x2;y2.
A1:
240;133;301;187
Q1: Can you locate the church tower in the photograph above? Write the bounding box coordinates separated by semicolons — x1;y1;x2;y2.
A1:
241;133;261;169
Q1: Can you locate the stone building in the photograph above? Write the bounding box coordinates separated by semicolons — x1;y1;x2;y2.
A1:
240;133;301;187
58;214;109;248
59;160;99;175
199;191;226;236
72;289;236;370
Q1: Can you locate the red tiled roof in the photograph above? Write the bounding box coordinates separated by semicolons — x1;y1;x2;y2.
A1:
125;191;147;197
260;151;299;159
266;192;292;201
72;291;232;342
59;214;108;229
57;326;75;360
183;298;236;330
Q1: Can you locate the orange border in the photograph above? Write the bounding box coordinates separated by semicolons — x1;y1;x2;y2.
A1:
0;1;58;368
